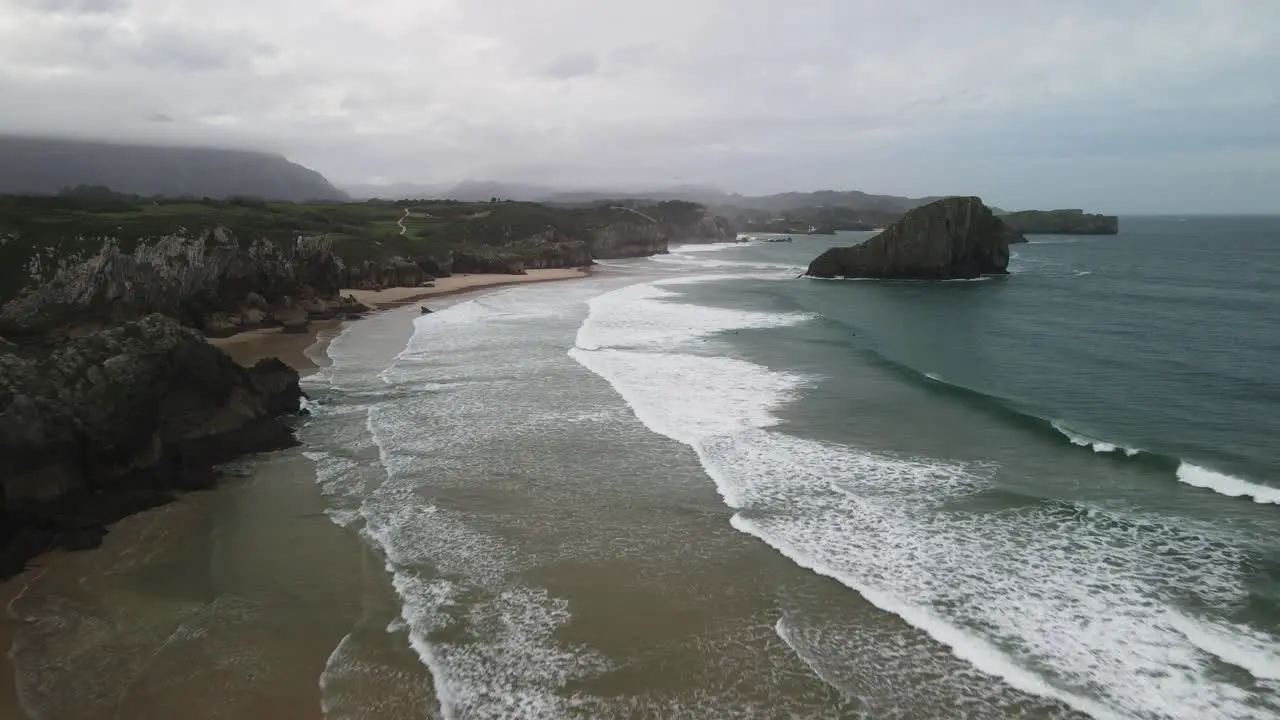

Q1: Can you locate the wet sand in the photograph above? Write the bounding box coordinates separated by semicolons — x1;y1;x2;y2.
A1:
1;451;367;719
209;268;590;372
0;269;589;719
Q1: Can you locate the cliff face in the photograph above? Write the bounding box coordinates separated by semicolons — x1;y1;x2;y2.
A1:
806;197;1015;279
0;314;303;577
581;208;736;257
668;214;736;242
0;227;365;340
589;220;669;259
1001;209;1119;235
337;232;594;290
0;136;348;202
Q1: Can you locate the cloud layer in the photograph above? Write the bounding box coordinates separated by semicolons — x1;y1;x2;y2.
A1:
3;0;1279;211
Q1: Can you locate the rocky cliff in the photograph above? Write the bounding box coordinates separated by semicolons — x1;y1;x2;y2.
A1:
583;208;735;258
0;314;304;577
668;214;737;242
589;219;669;259
0;227;366;340
1001;209;1119;235
337;231;594;290
805;197;1016;279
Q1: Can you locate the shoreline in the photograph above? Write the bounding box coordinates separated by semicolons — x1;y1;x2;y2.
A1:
210;267;590;372
1;267;591;718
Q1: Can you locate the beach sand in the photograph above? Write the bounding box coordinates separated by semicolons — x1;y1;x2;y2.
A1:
0;268;588;719
209;268;589;373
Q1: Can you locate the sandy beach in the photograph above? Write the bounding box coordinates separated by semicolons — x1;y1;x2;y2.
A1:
0;267;589;719
210;268;589;373
344;268;590;309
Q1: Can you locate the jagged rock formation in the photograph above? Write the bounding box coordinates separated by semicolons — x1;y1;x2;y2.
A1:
0;314;304;577
0;136;347;202
1001;209;1119;235
805;197;1016;279
0;227;366;340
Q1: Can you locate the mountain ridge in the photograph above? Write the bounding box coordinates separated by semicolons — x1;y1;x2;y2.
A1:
0;136;348;203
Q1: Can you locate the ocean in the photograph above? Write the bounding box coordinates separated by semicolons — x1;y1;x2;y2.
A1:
301;218;1278;718
7;219;1276;720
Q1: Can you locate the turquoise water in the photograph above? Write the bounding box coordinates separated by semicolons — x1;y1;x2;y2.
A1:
301;219;1280;718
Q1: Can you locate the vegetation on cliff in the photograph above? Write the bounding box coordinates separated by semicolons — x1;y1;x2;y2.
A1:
1000;209;1119;235
0;192;733;298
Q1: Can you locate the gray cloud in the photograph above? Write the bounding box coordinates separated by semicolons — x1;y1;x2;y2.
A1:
1;0;1279;212
536;51;598;80
18;0;126;14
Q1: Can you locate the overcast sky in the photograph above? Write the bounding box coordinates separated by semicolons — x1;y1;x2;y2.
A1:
3;0;1279;212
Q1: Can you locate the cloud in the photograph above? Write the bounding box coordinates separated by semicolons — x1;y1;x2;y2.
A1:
535;51;598;80
17;0;125;14
0;0;1278;211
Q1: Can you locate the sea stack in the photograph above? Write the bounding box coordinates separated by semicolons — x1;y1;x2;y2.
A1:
804;196;1021;280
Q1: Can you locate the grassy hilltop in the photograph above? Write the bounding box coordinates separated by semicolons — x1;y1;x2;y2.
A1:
0;189;731;302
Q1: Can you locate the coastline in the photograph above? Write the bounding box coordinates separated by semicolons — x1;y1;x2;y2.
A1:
210;268;590;372
1;266;591;719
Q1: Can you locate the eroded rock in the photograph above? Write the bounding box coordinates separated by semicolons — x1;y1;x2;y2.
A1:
0;314;304;577
805;197;1016;280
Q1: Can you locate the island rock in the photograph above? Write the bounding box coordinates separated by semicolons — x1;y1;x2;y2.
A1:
804;197;1017;280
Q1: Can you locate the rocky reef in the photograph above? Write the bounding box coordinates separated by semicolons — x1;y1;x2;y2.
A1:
1000;209;1119;235
805;197;1018;279
0;314;304;578
0;227;367;340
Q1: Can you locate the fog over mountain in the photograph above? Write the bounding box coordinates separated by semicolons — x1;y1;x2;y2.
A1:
3;1;1279;212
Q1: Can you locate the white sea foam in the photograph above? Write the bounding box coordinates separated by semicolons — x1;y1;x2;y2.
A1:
651;254;800;273
326;286;613;719
1167;611;1280;683
570;276;1278;720
1176;463;1280;505
573;278;811;353
669;242;744;253
1051;421;1142;456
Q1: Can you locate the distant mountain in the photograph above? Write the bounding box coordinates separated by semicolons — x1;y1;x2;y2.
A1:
343;180;965;215
0;136;348;202
715;190;950;214
342;181;457;200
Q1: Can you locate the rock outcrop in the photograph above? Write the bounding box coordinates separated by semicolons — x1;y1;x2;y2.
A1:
668;215;737;243
1001;209;1119;235
805;197;1016;279
0;227;365;340
0;314;304;577
450;249;527;275
589;220;669;259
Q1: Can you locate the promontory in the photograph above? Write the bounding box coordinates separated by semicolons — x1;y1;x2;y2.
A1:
1000;209;1119;235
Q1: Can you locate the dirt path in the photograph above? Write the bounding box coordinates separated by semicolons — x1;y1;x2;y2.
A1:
610;206;660;223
